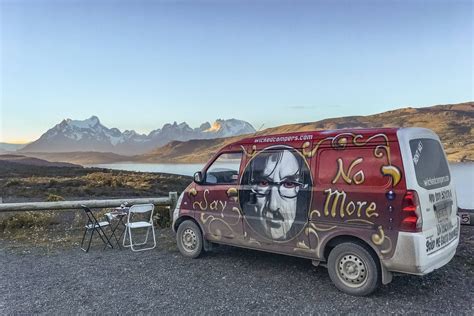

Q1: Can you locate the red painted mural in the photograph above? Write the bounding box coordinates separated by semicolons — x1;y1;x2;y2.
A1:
179;128;406;261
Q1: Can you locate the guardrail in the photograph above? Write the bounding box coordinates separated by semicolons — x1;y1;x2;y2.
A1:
0;192;178;214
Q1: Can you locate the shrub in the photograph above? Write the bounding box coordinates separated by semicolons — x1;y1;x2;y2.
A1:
0;211;60;230
46;194;65;202
153;206;171;228
5;179;21;187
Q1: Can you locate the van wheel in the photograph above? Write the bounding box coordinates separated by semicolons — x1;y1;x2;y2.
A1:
327;242;380;296
176;220;203;259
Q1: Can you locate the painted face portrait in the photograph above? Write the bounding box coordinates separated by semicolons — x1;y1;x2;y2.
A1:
240;147;312;241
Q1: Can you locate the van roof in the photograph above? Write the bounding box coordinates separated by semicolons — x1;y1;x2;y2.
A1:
222;127;402;151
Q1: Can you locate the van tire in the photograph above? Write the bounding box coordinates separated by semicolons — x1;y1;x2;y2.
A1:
176;220;203;259
327;242;380;296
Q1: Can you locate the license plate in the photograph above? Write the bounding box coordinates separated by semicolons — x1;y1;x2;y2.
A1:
459;212;471;225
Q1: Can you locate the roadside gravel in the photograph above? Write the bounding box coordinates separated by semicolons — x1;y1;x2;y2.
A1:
0;226;473;314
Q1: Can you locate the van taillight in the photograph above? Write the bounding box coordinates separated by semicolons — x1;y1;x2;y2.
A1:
400;190;422;232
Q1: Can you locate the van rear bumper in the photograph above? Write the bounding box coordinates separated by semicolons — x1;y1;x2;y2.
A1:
381;217;460;275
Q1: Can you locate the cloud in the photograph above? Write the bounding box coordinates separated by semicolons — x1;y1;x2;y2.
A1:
287;105;343;110
287;105;316;110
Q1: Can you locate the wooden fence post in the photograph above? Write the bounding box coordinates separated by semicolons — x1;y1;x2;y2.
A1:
168;192;178;223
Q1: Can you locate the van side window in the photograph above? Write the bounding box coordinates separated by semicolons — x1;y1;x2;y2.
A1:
205;152;242;184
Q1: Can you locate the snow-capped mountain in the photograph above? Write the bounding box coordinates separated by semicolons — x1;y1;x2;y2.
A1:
203;119;256;138
20;116;256;155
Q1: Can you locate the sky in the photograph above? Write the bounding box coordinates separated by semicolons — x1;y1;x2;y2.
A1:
0;0;472;143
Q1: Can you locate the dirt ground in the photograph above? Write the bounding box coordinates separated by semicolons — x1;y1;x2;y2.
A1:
0;225;473;314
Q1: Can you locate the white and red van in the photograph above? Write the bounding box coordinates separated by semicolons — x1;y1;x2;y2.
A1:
172;127;460;296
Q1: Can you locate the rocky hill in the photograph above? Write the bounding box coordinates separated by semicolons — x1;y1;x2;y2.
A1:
140;102;474;163
17;151;131;165
0;154;81;168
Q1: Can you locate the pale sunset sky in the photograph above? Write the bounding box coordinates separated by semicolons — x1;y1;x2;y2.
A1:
1;0;472;143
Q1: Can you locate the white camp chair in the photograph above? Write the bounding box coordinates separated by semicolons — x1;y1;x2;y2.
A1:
122;204;156;252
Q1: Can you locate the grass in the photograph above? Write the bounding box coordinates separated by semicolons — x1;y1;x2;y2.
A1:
0;161;191;236
0;161;191;202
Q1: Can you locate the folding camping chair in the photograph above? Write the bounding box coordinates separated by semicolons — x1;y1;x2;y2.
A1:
122;204;156;252
80;205;114;252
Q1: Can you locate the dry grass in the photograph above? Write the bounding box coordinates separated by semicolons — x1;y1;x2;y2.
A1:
0;162;191;233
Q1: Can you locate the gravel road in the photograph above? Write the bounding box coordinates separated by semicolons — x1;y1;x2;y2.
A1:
1;226;473;314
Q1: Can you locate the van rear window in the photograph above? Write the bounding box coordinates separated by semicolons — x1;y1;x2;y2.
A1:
409;138;450;189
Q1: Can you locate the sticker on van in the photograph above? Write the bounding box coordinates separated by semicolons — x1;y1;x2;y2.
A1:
409;139;451;190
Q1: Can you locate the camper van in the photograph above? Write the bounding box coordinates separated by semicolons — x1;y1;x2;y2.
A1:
172;128;460;296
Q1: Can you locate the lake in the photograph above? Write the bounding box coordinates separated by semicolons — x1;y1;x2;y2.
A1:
89;162;206;176
87;162;474;209
449;163;474;210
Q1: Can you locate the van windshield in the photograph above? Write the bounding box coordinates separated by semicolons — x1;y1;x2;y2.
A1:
409;138;450;190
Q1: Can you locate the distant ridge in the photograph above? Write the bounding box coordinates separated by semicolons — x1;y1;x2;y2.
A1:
0;143;26;152
139;101;474;163
17;151;131;165
0;154;81;168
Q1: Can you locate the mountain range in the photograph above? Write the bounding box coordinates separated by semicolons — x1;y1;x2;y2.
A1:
7;101;474;164
19;117;256;155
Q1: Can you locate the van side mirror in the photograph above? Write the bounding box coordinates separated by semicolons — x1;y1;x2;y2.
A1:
193;171;203;184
